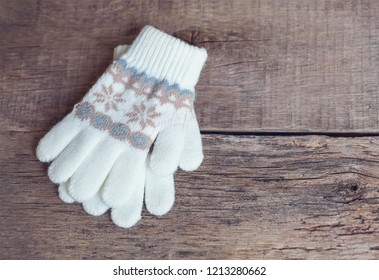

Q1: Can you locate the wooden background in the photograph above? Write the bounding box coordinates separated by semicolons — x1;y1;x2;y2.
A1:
1;0;379;259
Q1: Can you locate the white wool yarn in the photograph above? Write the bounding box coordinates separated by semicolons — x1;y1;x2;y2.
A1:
37;26;207;228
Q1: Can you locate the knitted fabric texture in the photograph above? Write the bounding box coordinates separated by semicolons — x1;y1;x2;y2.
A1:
73;58;195;150
56;44;201;228
37;26;207;222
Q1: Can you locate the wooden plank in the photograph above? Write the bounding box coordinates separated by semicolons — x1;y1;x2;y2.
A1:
1;0;379;132
1;0;379;261
1;132;378;259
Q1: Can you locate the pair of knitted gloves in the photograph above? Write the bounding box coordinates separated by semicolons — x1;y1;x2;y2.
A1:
37;26;208;228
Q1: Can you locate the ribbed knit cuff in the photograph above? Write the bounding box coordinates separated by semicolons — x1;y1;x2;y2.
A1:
122;26;208;91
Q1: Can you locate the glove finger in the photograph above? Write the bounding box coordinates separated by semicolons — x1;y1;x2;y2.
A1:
37;114;83;162
145;164;175;216
82;192;109;216
150;126;185;175
111;163;146;228
48;128;103;184
179;115;203;171
68;138;123;202
58;181;75;203
74;44;134;217
101;150;147;207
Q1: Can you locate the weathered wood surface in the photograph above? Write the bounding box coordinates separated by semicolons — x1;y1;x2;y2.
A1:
0;133;378;259
2;0;379;132
1;0;379;259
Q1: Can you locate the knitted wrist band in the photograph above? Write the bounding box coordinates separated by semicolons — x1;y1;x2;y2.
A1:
121;25;208;91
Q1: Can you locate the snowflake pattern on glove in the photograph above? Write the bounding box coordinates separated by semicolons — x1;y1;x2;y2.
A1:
74;58;195;150
125;103;161;129
93;84;125;112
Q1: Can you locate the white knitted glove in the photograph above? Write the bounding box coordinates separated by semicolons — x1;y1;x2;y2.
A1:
59;154;180;228
57;44;203;227
37;26;207;227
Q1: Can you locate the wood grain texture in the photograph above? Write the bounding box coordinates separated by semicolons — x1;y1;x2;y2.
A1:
1;0;379;132
1;0;379;260
1;132;379;259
